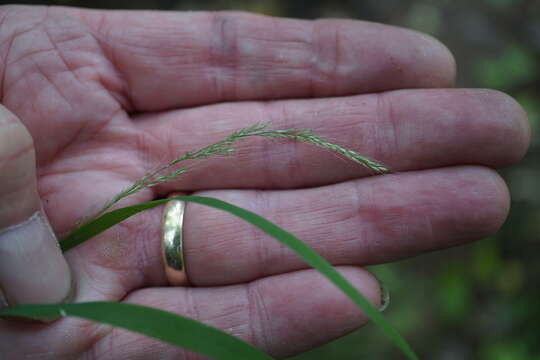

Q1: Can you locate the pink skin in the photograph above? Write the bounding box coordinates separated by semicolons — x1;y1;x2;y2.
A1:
0;5;530;360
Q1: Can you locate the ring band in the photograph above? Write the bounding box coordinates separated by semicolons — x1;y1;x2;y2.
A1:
161;195;189;286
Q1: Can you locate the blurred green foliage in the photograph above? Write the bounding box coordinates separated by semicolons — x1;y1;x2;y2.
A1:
477;46;537;89
2;0;539;359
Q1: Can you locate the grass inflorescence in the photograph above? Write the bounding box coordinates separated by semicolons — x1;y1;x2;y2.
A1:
93;123;388;220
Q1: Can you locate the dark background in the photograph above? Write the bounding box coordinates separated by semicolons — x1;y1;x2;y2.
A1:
2;1;539;359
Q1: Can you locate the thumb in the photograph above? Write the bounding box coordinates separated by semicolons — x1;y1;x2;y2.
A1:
0;105;73;306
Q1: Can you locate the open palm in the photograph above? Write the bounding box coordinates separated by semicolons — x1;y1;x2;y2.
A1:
0;5;529;359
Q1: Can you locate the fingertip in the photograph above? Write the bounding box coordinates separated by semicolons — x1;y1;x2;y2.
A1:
334;266;383;314
411;30;457;88
473;166;511;235
248;266;384;358
453;89;531;168
481;89;531;166
447;166;511;240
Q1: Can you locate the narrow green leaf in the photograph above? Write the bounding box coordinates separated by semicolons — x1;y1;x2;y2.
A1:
0;302;273;360
61;196;418;359
61;200;167;252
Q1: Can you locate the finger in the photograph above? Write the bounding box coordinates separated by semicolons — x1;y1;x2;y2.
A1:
134;89;529;190
81;165;509;293
116;165;507;288
0;105;72;306
72;9;455;111
89;267;381;360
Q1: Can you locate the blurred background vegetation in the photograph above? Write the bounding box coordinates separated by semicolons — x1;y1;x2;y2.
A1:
3;0;539;359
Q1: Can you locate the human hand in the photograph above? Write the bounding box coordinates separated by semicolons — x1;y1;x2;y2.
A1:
0;5;530;359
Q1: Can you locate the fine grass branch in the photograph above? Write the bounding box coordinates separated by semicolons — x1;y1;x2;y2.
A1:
92;123;388;220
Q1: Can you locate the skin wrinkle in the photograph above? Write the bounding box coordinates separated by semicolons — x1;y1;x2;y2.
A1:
255;190;289;279
229;14;318;98
308;184;362;265
2;10;127;166
80;208;158;294
38;115;133;172
0;6;47;100
37;167;145;222
95;13;209;111
0;9;9;99
369;177;419;257
40;32;111;98
0;140;32;163
16;67;111;167
30;58;74;111
332;22;341;95
246;282;272;354
184;288;201;341
2;62;33;100
40;22;81;112
0;178;34;206
269;193;295;275
38;159;139;180
78;257;120;302
209;13;224;101
308;20;354;95
89;325;116;360
255;103;280;189
211;12;239;102
377;92;401;161
80;11;133;111
89;221;139;272
119;122;169;178
370;93;389;163
353;179;380;262
422;211;436;249
308;19;318;98
5;8;51;63
252;189;275;279
269;101;304;188
301;19;340;97
134;214;161;286
73;321;111;360
103;123;163;181
83;13;133;112
193;293;252;348
40;101;120;173
7;47;61;69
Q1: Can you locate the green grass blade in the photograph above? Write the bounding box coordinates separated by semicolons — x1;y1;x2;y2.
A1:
61;200;167;252
61;195;418;359
0;302;273;360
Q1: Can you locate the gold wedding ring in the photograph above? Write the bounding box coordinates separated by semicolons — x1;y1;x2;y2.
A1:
161;195;189;286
